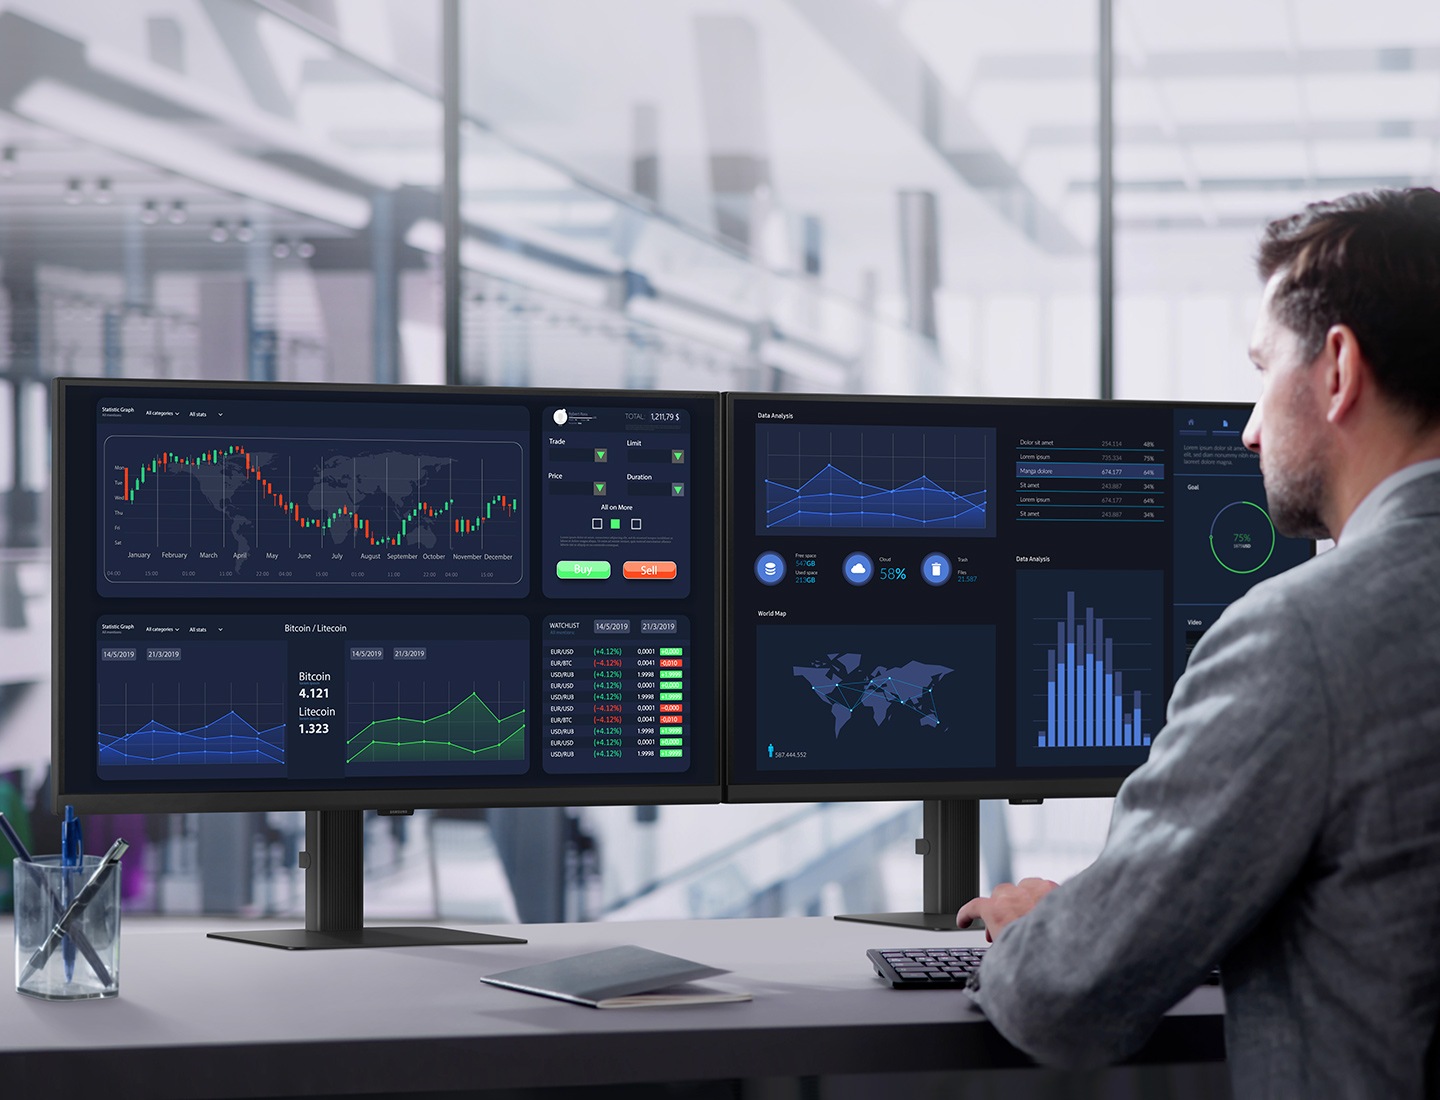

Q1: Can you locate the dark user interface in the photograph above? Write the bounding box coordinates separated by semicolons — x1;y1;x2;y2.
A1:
727;396;1312;790
62;384;718;800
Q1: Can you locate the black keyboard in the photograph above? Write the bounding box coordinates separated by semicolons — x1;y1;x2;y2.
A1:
869;947;1223;989
868;946;986;988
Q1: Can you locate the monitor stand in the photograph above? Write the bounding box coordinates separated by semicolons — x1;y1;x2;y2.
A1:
835;798;983;932
208;810;528;950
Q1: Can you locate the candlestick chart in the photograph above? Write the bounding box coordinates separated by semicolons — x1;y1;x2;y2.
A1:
100;433;525;593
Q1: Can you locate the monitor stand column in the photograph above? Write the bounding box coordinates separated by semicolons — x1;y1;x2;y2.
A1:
208;810;528;949
834;799;982;932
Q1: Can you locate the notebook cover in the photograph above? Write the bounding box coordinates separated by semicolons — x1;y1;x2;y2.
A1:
480;945;729;1005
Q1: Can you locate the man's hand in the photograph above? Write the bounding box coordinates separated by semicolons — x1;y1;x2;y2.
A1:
956;878;1059;941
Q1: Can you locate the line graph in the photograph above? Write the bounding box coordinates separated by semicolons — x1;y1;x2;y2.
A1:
758;425;995;536
95;640;288;777
100;433;526;592
99;712;286;765
344;640;529;776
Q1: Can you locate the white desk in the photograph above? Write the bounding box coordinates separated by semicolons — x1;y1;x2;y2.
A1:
0;915;1223;1097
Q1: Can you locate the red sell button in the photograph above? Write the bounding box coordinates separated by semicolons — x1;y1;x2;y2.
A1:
623;560;677;580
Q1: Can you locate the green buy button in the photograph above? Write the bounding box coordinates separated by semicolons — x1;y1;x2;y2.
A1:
556;560;611;580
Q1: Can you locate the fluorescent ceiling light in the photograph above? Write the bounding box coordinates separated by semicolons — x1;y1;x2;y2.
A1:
405;220;612;307
643;270;765;326
757;337;847;384
14;80;372;229
461;200;625;274
86;42;404;191
627;295;754;355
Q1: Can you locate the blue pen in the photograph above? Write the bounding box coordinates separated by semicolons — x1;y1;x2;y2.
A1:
61;806;83;983
1;812;111;987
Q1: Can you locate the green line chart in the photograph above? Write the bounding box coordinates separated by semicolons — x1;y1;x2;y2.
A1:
346;694;526;764
343;640;529;775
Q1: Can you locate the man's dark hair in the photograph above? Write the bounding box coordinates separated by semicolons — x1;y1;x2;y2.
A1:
1258;187;1440;427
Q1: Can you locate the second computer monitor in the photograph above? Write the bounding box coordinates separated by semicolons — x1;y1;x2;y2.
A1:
725;393;1313;802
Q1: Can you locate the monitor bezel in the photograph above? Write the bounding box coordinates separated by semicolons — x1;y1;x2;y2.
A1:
53;377;724;813
720;389;1309;805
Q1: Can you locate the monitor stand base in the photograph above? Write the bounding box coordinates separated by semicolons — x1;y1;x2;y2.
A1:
206;810;528;951
207;926;526;950
835;799;984;934
835;910;975;932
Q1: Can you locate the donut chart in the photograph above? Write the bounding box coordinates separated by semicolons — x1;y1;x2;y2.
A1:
1209;501;1276;574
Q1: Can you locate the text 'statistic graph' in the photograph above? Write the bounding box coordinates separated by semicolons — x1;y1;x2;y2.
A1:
758;425;996;537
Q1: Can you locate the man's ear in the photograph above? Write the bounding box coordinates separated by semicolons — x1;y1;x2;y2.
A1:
1324;324;1366;425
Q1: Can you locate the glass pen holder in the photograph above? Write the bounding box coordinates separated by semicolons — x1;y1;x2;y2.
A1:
13;855;121;1000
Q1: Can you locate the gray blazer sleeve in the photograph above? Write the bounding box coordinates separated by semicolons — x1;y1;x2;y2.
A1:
969;583;1333;1068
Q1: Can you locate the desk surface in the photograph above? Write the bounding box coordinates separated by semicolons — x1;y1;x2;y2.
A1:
0;915;1223;1097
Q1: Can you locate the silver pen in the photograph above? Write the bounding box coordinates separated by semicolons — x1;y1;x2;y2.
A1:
18;838;128;988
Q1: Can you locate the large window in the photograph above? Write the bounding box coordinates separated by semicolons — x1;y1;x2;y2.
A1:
3;0;1417;922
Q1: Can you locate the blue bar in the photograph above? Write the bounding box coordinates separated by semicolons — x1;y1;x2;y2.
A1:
1065;592;1076;746
1055;621;1065;747
1134;690;1142;747
1104;637;1114;746
1047;649;1056;748
1086;652;1095;747
1047;681;1056;747
1066;645;1075;745
1085;607;1095;747
1115;670;1123;744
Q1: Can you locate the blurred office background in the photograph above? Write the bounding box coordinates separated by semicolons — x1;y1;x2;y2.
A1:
0;0;1432;922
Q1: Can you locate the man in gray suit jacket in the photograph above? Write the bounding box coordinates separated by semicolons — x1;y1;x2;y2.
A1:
958;188;1440;1096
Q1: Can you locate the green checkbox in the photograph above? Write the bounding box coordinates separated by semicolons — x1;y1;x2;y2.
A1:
610;518;621;529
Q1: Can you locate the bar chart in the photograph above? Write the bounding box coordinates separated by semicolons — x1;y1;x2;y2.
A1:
1017;570;1163;765
1042;590;1149;748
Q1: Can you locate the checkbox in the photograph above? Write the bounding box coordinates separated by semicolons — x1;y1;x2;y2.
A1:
593;481;606;496
610;518;621;530
591;518;604;530
594;448;608;462
631;518;642;530
671;483;684;496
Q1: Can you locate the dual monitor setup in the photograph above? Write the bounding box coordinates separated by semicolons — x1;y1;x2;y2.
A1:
52;379;1312;948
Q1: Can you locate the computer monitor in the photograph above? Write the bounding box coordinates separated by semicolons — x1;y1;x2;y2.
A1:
54;378;720;947
724;392;1313;927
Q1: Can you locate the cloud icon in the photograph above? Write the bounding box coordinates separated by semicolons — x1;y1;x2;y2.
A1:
850;562;866;574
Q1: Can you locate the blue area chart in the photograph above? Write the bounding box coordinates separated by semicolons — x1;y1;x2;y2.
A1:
96;640;288;779
757;425;996;537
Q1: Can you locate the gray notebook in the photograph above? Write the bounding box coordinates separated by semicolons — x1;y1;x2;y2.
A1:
481;945;751;1008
